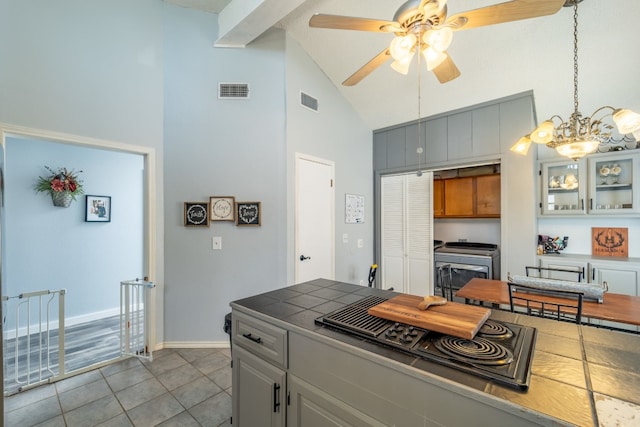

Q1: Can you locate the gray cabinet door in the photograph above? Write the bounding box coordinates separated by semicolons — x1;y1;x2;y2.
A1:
425;117;447;164
288;375;386;427
232;346;286;427
472;104;500;157
386;127;407;169
447;111;472;160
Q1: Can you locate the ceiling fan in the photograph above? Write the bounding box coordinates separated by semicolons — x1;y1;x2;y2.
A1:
309;0;566;86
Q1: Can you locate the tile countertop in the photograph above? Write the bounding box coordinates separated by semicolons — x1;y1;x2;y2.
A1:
230;279;640;427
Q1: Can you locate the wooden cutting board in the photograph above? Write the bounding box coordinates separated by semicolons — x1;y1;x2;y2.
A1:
367;294;491;339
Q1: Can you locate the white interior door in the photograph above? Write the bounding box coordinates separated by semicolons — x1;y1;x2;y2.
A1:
295;154;335;283
380;172;434;295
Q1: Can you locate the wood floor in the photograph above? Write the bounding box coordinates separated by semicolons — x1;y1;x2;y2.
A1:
4;315;123;395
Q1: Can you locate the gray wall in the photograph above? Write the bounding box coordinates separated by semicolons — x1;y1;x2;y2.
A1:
162;7;289;343
0;1;373;346
0;0;166;338
284;34;373;286
4;137;144;325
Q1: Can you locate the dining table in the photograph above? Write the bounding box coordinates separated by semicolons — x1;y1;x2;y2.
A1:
456;277;640;327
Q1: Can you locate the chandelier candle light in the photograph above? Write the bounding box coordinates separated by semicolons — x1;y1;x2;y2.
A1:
511;0;640;160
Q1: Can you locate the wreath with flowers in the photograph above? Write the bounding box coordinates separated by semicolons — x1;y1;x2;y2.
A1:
34;166;84;201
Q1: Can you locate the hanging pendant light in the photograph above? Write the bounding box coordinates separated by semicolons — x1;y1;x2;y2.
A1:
511;0;640;159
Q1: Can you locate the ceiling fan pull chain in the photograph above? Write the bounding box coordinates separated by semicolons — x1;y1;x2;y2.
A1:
417;31;423;175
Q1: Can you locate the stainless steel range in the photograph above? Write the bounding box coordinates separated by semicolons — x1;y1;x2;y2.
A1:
315;295;536;390
435;242;500;295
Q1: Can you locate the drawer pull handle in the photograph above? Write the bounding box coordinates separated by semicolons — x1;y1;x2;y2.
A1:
273;383;281;412
242;333;262;344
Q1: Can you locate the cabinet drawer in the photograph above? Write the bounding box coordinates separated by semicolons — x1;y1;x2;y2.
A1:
233;311;288;368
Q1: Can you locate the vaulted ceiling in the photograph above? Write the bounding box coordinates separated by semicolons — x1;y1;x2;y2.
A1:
164;0;638;132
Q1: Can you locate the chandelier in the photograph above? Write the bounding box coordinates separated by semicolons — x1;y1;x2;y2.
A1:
511;0;640;160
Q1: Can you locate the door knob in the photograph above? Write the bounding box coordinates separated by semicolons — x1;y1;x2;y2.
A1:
299;255;311;261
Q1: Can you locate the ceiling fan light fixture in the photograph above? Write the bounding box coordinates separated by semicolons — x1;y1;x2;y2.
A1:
510;135;532;155
530;120;555;144
391;51;415;75
422;47;447;71
423;27;453;52
390;34;417;61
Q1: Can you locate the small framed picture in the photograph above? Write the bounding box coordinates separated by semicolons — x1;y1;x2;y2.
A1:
236;201;261;226
210;196;235;221
184;202;210;227
85;195;111;222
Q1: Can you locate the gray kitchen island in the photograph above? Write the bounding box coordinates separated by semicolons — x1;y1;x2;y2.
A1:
230;278;640;426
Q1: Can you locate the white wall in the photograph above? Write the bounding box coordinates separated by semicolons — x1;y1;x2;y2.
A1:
285;35;373;286
434;220;500;246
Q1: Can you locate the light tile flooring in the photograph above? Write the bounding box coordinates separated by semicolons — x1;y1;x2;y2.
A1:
4;348;232;427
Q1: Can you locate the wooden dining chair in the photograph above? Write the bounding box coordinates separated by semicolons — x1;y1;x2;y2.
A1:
507;282;584;324
525;266;585;282
437;264;454;301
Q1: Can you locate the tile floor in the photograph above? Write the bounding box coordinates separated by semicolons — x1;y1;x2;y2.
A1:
4;347;232;427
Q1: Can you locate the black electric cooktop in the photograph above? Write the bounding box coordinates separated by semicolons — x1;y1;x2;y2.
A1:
315;296;537;390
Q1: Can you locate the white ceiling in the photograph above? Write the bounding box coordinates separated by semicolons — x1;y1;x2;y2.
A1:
164;0;639;131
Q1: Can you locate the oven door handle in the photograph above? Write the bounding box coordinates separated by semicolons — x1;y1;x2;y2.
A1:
448;264;488;272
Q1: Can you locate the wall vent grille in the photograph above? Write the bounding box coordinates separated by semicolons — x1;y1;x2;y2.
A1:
218;83;249;99
300;92;319;112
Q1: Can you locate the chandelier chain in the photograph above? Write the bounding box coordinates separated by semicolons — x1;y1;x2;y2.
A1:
572;2;579;117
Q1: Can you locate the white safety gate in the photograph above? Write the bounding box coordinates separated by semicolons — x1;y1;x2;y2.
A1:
2;289;66;394
120;279;155;361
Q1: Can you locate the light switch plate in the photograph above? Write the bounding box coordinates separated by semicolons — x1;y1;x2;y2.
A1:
212;236;222;250
343;233;349;243
357;239;364;248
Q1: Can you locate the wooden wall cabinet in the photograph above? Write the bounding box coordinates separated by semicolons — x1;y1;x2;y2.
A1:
437;174;500;218
433;179;444;216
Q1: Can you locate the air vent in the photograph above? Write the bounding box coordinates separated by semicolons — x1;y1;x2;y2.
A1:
300;91;318;112
218;83;249;99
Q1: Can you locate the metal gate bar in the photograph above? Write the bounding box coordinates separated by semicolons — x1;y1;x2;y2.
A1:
2;289;66;394
120;279;154;360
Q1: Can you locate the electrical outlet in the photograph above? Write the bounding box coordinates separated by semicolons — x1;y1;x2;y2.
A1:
212;236;222;250
359;280;364;286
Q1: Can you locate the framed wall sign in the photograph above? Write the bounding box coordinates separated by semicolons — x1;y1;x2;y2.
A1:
210;196;235;221
345;193;364;224
592;227;628;257
85;195;111;222
184;202;209;227
236;201;261;226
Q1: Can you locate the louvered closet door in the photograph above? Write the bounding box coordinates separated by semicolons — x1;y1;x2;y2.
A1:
405;173;433;296
381;175;405;292
380;173;434;295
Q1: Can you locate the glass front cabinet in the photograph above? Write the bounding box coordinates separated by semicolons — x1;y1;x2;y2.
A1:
539;151;640;216
540;159;586;215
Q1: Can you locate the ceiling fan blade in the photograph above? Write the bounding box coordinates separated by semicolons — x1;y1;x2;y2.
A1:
309;14;401;33
342;48;392;86
432;55;460;84
446;0;564;31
